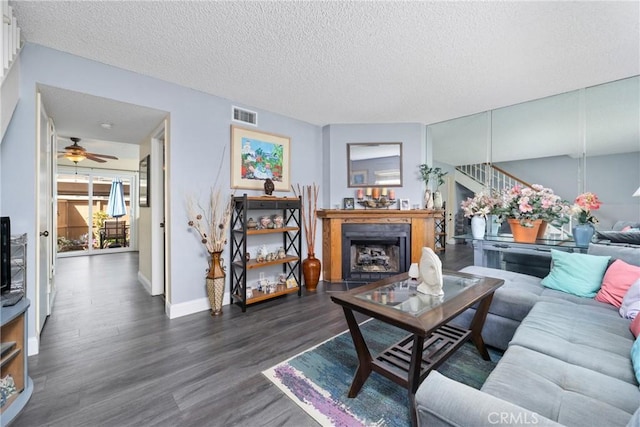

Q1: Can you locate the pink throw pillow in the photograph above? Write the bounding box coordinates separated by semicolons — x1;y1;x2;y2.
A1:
631;315;640;338
595;260;640;307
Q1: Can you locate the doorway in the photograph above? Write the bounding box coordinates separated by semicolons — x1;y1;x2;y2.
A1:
56;169;136;256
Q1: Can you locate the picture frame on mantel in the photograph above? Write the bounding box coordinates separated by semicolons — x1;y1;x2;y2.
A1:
230;125;291;191
399;198;410;211
139;155;150;207
343;197;355;210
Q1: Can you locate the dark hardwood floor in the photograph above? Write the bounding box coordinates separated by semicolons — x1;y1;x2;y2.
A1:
13;243;473;427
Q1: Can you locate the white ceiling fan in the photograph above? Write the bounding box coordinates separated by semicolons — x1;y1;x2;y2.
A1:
58;137;119;164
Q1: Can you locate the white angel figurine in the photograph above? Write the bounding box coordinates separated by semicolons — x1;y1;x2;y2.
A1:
416;247;444;296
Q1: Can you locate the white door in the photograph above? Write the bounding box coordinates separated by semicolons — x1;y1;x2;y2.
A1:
150;120;167;297
36;92;54;333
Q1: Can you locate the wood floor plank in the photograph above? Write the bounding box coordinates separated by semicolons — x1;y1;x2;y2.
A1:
12;244;472;426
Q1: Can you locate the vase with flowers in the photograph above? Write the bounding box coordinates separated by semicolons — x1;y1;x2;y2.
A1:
495;184;565;243
187;188;234;316
293;183;320;291
570;192;601;248
460;192;500;239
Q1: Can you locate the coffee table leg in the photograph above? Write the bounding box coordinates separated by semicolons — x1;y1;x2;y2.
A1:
342;307;373;397
469;293;495;361
408;334;424;427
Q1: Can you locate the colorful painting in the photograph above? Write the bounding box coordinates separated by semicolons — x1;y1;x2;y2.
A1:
240;137;284;182
231;126;290;191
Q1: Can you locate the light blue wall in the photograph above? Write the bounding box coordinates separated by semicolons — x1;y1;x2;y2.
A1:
323;123;426;206
1;43;323;342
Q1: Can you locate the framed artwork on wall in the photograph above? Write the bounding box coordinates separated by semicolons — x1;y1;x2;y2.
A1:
231;125;291;191
139;155;150;207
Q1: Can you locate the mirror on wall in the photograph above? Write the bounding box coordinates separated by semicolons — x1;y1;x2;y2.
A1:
429;75;640;230
347;142;403;187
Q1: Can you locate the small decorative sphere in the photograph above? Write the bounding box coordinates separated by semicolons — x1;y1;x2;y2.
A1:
196;214;203;220
188;220;194;226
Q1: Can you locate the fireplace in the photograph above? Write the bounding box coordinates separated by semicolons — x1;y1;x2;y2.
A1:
341;223;411;281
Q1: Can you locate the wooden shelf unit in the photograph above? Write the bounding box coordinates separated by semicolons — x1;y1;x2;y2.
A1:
0;299;33;426
229;195;302;312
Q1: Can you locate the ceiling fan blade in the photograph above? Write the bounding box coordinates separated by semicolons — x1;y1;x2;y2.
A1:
84;153;107;163
86;152;119;160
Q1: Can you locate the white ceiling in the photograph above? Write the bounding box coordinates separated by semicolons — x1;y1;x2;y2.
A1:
12;1;640;128
37;85;167;169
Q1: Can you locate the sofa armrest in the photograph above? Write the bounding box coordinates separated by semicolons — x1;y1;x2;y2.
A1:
415;371;562;427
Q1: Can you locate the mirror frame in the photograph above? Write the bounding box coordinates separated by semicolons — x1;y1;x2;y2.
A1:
347;142;403;188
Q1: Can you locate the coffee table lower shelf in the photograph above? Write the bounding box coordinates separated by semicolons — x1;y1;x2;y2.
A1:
372;323;471;390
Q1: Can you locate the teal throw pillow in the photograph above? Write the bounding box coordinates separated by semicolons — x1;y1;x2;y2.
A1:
631;336;640;384
541;249;611;298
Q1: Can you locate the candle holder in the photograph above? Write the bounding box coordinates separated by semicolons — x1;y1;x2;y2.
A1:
356;195;397;209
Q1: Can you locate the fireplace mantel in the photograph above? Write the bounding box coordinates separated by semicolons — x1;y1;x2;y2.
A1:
317;209;445;282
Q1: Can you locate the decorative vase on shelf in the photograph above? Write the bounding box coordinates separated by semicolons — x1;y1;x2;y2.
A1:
471;216;486;240
573;223;595;248
302;252;321;292
433;191;443;209
536;221;548;239
486;214;500;236
507;219;542;244
206;251;226;316
425;190;434;209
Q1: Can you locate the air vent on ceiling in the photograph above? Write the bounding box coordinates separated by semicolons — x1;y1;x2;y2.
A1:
232;106;257;126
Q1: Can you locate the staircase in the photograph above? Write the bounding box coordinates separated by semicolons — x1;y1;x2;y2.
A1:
1;0;22;141
456;163;530;194
455;163;572;238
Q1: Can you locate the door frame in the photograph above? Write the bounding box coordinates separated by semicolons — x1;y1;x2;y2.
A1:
35;91;53;343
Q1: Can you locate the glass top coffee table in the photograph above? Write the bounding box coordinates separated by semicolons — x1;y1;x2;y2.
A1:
330;270;504;426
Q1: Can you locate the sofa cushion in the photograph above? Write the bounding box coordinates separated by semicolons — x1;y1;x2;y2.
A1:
632;337;640;385
596;230;640;245
631;315;640;339
509;301;636;384
459;266;544;322
482;345;639;426
588;243;640;267
596;260;640;307
620;279;640;319
541;250;610;297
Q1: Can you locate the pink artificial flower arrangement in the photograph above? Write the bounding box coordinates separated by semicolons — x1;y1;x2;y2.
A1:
460;192;499;218
571;192;601;224
496;184;566;226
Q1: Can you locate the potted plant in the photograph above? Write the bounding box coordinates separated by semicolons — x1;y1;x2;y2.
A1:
418;165;447;209
496;184;565;243
570;192;601;247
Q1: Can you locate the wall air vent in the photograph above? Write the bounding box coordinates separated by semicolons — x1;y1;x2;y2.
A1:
232;106;258;126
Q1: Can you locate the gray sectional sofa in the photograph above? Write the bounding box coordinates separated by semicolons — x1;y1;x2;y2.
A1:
415;243;640;427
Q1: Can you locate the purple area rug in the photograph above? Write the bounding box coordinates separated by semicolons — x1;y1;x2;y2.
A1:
263;319;500;426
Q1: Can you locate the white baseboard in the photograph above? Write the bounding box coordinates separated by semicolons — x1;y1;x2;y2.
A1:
167;292;231;319
28;336;39;356
137;271;152;294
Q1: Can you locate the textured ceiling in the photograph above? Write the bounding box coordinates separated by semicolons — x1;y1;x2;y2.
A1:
11;1;640;127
